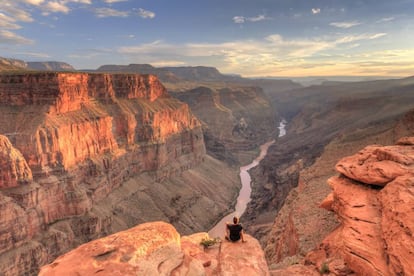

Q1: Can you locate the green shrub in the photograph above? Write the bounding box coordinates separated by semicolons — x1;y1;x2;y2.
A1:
320;262;330;274
200;237;220;249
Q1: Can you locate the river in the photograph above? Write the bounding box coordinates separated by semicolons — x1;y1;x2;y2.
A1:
208;119;287;238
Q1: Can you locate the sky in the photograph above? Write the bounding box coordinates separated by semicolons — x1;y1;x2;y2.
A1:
0;0;413;77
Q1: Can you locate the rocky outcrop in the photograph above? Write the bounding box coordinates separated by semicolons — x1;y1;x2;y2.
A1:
0;135;32;188
304;136;414;275
39;221;269;276
0;72;241;275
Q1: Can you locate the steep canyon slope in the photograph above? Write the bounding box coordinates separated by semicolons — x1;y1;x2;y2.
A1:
0;72;243;275
243;77;414;269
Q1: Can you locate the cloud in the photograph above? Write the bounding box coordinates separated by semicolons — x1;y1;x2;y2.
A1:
0;1;34;22
16;51;50;58
233;16;245;24
95;8;129;18
104;0;128;3
377;17;395;23
44;2;70;14
0;13;22;29
312;8;321;14
0;30;34;44
23;0;45;5
233;14;270;24
330;21;361;28
138;8;155;19
117;31;392;77
335;33;387;44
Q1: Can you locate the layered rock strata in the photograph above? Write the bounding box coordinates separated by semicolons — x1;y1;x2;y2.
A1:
172;85;277;165
0;72;240;275
308;136;414;275
39;221;269;276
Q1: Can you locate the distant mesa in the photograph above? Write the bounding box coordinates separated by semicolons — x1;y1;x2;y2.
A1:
0;57;27;71
96;63;182;83
27;61;75;71
0;57;75;72
95;63;243;83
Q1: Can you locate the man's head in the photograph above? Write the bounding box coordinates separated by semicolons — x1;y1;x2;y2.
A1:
233;216;239;224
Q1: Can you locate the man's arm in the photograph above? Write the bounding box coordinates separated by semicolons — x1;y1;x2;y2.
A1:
241;229;246;242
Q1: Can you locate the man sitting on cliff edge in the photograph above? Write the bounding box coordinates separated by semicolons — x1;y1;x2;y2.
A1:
225;216;246;242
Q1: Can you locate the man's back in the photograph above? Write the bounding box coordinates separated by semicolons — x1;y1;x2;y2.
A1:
227;223;243;241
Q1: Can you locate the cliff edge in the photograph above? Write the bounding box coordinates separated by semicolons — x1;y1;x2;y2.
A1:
39;221;269;276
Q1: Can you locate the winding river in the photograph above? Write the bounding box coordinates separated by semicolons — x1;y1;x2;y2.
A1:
208;120;287;238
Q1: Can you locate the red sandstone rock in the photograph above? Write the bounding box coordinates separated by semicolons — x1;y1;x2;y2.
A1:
39;221;270;276
314;139;414;275
335;145;412;186
396;136;414;145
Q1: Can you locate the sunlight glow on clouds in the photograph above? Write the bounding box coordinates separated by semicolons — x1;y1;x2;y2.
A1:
95;7;129;18
0;0;413;77
44;2;70;14
117;32;395;77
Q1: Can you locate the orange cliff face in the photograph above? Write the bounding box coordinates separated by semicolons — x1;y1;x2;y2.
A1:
0;72;206;275
0;72;202;171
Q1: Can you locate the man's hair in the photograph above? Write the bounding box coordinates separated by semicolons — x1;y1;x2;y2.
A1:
233;216;239;224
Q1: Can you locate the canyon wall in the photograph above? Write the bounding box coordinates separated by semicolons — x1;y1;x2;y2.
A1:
265;110;414;275
172;85;278;165
0;72;240;275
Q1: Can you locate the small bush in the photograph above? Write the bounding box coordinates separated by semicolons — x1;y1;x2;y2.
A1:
200;237;220;249
320;262;330;274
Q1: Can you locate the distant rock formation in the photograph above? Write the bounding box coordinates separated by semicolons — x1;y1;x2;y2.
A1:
39;221;269;276
0;57;76;72
27;61;75;71
0;57;27;71
96;64;181;83
166;66;239;82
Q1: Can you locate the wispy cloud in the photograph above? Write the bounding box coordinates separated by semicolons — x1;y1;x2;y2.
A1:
330;21;361;28
103;0;128;3
138;8;155;19
95;7;129;18
0;30;34;45
16;51;50;58
377;17;395;23
312;8;321;14
232;14;270;24
0;13;22;29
